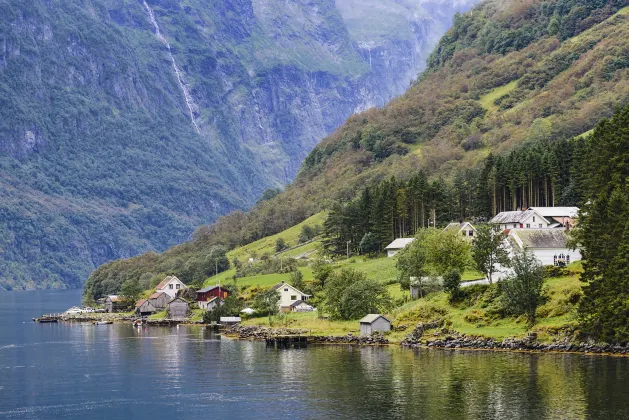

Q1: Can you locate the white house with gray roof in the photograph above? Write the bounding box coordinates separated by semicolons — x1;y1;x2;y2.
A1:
491;209;551;230
507;229;581;267
385;238;416;257
271;282;311;312
443;222;477;241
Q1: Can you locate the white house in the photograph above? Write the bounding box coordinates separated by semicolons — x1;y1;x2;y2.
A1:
385;238;416;257
507;229;581;267
443;222;477;240
529;207;579;228
491;209;550;230
271;281;311;312
198;297;223;311
155;275;187;298
359;314;391;335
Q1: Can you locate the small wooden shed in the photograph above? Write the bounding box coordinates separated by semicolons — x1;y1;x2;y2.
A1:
220;316;241;325
105;295;126;313
148;291;169;310
359;314;391;335
135;299;157;316
167;297;190;319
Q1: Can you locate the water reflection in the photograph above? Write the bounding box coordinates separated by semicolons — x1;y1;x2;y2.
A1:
2;289;629;419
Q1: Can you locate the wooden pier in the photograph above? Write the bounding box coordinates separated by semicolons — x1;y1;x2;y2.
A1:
266;336;308;349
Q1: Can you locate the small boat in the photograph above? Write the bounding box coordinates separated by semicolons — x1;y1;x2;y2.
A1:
34;317;58;323
93;321;113;325
133;319;143;327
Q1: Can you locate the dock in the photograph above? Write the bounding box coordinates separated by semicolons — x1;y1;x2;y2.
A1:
265;335;308;349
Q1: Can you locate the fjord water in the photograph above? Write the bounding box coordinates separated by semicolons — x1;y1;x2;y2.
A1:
2;291;629;419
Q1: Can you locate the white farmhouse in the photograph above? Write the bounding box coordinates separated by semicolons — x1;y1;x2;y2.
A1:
385;238;416;257
271;281;311;312
507;229;581;267
443;222;477;240
491;209;550;230
155;275;187;298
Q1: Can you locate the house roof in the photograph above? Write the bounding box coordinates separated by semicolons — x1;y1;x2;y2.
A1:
155;275;185;290
510;229;571;249
289;300;307;308
107;295;122;302
135;299;147;308
149;292;166;300
491;209;549;225
167;296;190;305
359;314;391;324
197;285;223;293
271;282;310;297
443;222;476;233
529;207;579;218
385;238;415;250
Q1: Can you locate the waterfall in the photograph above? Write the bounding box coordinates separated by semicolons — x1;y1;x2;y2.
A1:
143;1;200;134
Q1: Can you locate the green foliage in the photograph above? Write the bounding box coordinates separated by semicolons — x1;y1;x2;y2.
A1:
312;259;334;288
500;249;545;328
252;288;281;318
472;225;509;284
120;278;142;305
577;103;629;342
288;270;304;291
202;292;242;324
443;269;462;302
275;238;288;253
323;269;392;320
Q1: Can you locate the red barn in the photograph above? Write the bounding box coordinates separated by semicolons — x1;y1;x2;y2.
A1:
197;285;229;302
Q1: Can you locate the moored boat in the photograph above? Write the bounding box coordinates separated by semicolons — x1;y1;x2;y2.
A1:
93;321;113;325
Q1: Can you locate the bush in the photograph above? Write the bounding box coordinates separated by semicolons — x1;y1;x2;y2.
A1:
443;269;462;302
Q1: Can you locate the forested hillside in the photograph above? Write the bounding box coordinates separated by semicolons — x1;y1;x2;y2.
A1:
84;0;629;299
0;0;476;290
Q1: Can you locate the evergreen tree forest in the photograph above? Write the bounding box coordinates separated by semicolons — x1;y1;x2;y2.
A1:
323;137;588;256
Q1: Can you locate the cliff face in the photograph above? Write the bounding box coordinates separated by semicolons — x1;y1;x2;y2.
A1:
0;0;477;290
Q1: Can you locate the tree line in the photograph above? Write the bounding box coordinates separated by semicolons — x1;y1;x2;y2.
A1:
323;137;587;257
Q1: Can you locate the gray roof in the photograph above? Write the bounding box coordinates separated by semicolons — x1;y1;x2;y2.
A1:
491;209;547;224
443;222;476;233
385;238;415;250
220;317;241;323
511;229;570;249
529;207;579;218
197;285;221;293
359;314;391;324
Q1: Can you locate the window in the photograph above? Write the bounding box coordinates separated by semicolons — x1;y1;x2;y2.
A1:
284;288;288;292
462;231;466;236
290;295;297;301
176;284;180;289
539;224;543;228
513;224;517;228
554;255;558;266
469;230;474;237
526;224;531;228
533;216;536;222
169;284;173;289
566;255;570;264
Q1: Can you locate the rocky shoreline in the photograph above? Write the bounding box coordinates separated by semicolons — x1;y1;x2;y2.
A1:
401;320;629;356
224;325;389;346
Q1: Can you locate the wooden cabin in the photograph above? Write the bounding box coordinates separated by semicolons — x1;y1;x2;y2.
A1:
148;291;169;310
167;297;190;319
135;299;157;316
104;295;127;313
197;285;229;302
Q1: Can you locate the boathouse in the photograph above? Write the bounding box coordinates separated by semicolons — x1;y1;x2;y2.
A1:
167;297;190;319
148;291;169;310
104;295;126;313
359;314;391;335
135;299;157;316
198;296;223;311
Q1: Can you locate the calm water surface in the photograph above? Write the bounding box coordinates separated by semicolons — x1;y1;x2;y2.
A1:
1;290;629;419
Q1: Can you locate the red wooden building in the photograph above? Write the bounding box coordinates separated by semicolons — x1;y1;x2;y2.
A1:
197;285;229;302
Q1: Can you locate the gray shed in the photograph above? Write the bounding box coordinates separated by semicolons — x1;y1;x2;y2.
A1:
167;297;190;319
359;314;391;335
148;291;169;309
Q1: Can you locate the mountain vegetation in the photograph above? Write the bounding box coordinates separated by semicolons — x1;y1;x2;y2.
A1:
0;0;473;290
84;0;629;299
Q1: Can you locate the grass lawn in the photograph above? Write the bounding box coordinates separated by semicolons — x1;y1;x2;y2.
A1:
227;212;327;261
479;80;519;113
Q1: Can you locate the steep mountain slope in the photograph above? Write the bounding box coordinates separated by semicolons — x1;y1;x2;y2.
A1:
83;0;629;297
0;0;476;290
